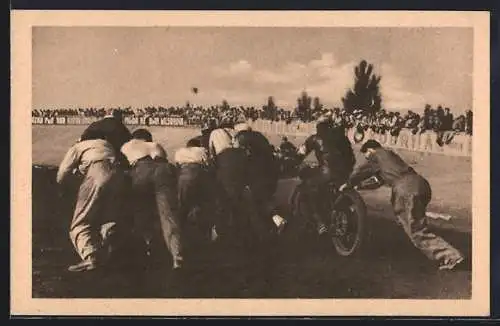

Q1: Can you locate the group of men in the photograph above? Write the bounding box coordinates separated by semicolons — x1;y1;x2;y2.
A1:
56;108;464;276
56;109;283;273
57;109;181;272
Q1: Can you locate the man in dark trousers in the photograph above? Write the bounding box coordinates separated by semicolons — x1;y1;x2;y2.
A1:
208;120;265;247
121;129;184;270
232;123;279;235
341;140;464;270
80;108;132;166
174;137;213;236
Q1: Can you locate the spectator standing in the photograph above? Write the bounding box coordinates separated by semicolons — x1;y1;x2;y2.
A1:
466;110;473;135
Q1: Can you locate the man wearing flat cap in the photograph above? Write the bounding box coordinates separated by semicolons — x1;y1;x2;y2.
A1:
341;140;464;271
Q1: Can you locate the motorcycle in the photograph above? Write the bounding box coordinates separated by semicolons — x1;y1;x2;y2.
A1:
272;152;378;257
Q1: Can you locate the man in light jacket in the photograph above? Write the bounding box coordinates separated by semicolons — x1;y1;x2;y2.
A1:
57;130;129;272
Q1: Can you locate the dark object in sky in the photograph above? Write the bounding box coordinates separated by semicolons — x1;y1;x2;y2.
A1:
191;87;199;94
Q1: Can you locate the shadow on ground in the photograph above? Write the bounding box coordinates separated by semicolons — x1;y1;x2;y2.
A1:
32;165;471;299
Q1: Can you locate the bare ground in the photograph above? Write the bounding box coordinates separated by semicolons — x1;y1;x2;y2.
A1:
30;125;472;299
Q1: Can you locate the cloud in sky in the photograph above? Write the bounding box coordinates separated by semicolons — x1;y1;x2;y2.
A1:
213;59;253;77
377;63;449;110
209;53;350;106
208;52;445;110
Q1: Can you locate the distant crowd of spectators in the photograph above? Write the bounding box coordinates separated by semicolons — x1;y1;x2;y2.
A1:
32;103;473;136
346;105;473;136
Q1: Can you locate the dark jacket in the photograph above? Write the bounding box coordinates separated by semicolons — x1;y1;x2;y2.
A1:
189;134;211;152
80;117;132;165
349;148;417;187
300;126;356;176
233;130;275;163
233;130;278;196
279;140;298;158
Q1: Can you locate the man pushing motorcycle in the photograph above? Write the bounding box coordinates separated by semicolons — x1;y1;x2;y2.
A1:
295;116;357;235
232;122;282;236
208;118;269;248
340;139;464;270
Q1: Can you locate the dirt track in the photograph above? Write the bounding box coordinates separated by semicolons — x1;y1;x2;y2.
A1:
31;125;472;299
33;125;472;231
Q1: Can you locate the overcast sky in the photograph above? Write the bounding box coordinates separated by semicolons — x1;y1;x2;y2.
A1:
32;27;473;113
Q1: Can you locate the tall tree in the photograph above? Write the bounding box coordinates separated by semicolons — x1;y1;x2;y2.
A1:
313;96;323;112
221;99;230;110
342;60;382;115
267;96;276;110
265;96;277;120
296;90;312;121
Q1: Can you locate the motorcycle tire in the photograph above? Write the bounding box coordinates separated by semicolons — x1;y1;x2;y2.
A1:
329;188;367;257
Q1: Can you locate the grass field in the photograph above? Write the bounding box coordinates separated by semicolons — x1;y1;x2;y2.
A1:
32;124;472;232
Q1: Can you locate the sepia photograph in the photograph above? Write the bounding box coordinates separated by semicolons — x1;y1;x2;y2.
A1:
11;11;490;316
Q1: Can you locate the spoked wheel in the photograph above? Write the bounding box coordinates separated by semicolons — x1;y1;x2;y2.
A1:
329;188;367;257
